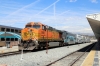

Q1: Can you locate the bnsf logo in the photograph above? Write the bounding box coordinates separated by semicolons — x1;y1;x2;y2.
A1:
24;32;29;36
22;32;35;38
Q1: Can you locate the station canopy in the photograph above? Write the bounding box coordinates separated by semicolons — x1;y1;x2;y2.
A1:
86;13;100;40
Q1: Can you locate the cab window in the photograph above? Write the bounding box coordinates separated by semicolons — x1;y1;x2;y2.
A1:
42;25;46;30
25;25;32;28
42;25;45;30
33;25;40;29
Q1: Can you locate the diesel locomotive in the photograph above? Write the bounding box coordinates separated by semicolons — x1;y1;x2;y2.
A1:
19;22;64;50
19;22;91;50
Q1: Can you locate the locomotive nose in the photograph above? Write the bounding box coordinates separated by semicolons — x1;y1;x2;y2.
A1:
21;28;33;40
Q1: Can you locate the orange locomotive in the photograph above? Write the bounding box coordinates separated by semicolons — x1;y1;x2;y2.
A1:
19;22;63;50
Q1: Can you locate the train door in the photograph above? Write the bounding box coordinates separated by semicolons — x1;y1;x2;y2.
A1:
41;25;46;40
59;31;63;40
6;41;10;48
66;35;70;44
69;36;73;44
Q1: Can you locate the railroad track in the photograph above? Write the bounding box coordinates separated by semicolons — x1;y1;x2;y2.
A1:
0;51;21;57
46;43;95;66
0;47;48;57
0;42;90;57
0;46;64;57
0;50;32;57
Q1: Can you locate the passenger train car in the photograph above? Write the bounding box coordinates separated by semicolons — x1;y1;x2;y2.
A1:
75;34;82;44
80;35;91;43
0;25;21;53
85;36;91;43
62;31;76;45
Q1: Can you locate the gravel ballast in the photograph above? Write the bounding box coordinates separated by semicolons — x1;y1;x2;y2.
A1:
0;43;93;66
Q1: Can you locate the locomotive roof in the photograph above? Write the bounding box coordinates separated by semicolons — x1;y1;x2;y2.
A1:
0;25;22;30
63;31;76;35
26;22;42;25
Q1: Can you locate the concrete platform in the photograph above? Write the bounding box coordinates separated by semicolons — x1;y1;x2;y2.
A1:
0;42;95;66
0;46;19;54
81;41;100;66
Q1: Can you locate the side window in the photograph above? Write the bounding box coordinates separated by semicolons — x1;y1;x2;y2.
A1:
1;38;5;41
11;29;14;32
6;28;10;32
15;38;18;41
70;36;73;41
1;28;5;31
15;30;18;33
42;25;45;30
72;37;74;41
42;25;46;31
66;36;68;39
6;38;10;41
42;25;46;30
44;26;46;30
11;38;14;41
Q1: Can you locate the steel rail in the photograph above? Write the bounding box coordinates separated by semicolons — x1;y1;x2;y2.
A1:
46;43;95;66
69;43;95;66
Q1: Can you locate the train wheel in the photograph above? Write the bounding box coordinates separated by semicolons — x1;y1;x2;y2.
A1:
38;46;41;49
43;46;45;49
38;44;43;50
59;43;61;47
62;44;64;46
63;43;65;46
60;42;64;47
66;43;68;46
23;43;28;48
59;42;62;47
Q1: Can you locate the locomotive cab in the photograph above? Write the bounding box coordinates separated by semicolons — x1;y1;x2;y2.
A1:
25;23;41;29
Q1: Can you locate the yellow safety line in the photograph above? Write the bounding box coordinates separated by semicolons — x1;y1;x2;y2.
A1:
81;50;96;66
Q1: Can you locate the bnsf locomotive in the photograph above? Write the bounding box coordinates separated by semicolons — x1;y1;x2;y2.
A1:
19;22;64;50
19;22;90;50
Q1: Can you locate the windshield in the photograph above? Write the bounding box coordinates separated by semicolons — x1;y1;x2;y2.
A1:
33;25;40;29
25;25;32;28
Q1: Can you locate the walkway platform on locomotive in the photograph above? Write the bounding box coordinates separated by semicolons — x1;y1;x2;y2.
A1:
81;40;100;66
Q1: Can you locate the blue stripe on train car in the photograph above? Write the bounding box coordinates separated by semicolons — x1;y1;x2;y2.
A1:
64;35;75;43
0;36;18;38
0;32;21;39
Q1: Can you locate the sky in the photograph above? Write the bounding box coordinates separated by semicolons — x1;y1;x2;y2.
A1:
0;0;100;35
